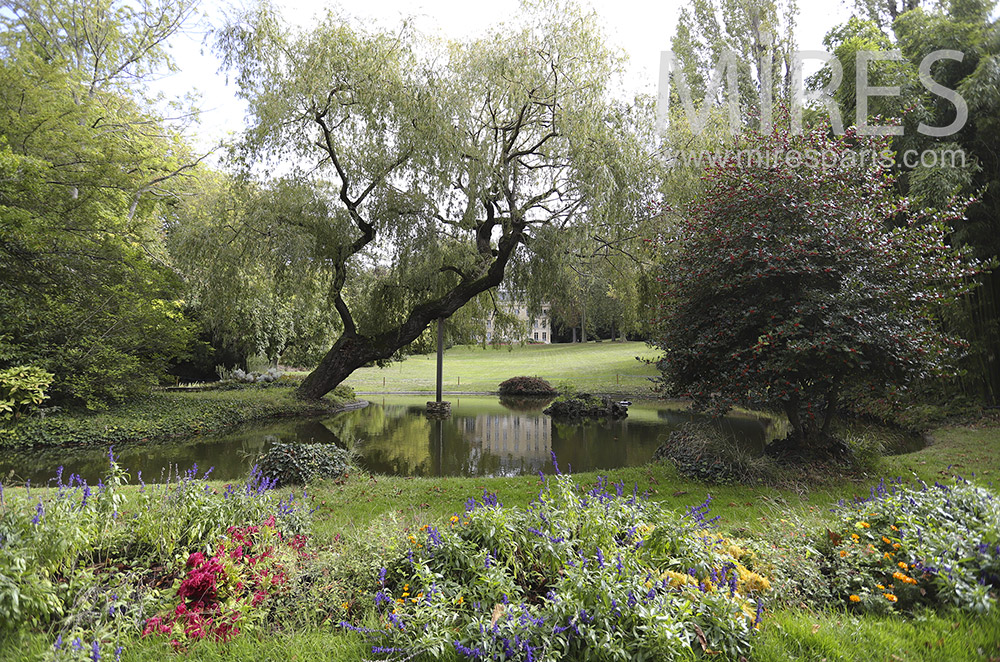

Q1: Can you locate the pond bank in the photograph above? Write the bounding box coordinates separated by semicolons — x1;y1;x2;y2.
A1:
1;385;363;449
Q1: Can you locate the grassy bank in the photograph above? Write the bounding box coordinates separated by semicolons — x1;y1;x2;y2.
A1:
1;384;356;448
2;419;997;661
339;341;660;396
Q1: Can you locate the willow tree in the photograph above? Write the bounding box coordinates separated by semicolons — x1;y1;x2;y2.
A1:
217;2;647;399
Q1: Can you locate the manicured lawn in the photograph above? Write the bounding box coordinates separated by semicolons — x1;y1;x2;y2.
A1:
339;341;661;396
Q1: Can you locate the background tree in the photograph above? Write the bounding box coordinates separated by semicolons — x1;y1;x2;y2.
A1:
0;0;203;406
651;126;977;452
216;1;649;399
813;0;1000;402
668;0;798;131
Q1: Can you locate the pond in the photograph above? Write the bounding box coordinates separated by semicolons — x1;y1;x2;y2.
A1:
0;396;785;484
0;396;923;485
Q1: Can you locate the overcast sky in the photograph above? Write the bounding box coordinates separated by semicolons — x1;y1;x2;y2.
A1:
158;0;855;154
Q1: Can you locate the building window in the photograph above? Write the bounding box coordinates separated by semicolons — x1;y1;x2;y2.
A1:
534;332;538;340
542;332;546;341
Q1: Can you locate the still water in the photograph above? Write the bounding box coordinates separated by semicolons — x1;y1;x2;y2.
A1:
0;396;784;485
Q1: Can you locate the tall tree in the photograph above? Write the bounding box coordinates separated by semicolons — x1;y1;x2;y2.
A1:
814;0;1000;401
667;0;798;133
652;127;978;452
0;0;202;406
217;1;648;399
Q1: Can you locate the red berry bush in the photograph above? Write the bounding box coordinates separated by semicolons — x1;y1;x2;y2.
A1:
651;126;978;453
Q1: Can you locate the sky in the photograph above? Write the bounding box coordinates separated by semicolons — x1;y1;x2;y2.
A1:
156;0;855;154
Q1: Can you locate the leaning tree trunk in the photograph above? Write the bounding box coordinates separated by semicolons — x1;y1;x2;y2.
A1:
296;226;525;400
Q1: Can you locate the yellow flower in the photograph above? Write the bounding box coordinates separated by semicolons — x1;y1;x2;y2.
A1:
890;525;899;531
892;543;900;550
855;521;871;529
408;535;417;544
402;592;409;598
849;595;861;602
884;593;898;602
898;562;908;570
450;515;460;524
876;584;885;590
455;596;464;605
839;550;848;557
404;585;409;591
851;534;860;542
341;601;349;609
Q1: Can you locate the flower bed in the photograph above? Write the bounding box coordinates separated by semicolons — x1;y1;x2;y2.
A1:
347;458;771;660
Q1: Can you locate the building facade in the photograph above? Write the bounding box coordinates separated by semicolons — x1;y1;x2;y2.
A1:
483;302;552;344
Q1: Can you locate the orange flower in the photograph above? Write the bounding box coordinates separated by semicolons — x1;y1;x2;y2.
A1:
884;593;898;602
898;562;908;570
882;537;892;544
849;595;861;602
839;550;848;557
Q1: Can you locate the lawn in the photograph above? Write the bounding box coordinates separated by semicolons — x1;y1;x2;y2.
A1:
339;341;661;396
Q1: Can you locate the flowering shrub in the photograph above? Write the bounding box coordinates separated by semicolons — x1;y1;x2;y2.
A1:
820;479;1000;613
142;515;310;648
345;459;771;660
0;450;310;658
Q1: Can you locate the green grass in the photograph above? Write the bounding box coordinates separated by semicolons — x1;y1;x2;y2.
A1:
337;341;660;397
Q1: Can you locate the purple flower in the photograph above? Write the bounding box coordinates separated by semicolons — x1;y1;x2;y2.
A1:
453;640;483;658
91;640;101;662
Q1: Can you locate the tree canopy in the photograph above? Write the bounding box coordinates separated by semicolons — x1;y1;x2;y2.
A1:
0;0;202;406
214;0;653;398
651;126;978;450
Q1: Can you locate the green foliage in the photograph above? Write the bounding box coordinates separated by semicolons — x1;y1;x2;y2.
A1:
1;386;355;448
257;443;353;487
215;0;653;399
359;473;771;660
496;377;557;396
0;366;53;422
0;0;202;408
543;394;629;420
651;126;978;444
819;480;1000;613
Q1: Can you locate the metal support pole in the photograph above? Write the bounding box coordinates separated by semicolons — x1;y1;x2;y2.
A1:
436;317;444;403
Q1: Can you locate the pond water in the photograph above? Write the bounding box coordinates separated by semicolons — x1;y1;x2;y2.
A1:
0;396;923;485
0;396;784;484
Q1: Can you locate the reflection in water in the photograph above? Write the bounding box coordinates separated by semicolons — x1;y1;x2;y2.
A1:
0;396;922;484
325;397;760;478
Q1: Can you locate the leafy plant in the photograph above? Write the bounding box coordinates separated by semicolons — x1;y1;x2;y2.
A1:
0;365;53;422
257;443;352;487
653;422;768;484
819;479;1000;613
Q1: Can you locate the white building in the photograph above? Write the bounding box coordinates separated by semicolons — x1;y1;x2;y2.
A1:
483;301;552;344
